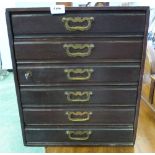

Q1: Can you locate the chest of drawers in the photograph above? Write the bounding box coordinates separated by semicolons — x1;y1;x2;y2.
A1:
6;7;149;146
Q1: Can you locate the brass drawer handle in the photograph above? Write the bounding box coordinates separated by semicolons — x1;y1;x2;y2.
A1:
25;71;32;80
65;91;92;102
62;17;94;31
64;68;94;81
66;111;92;122
63;44;94;57
66;130;92;141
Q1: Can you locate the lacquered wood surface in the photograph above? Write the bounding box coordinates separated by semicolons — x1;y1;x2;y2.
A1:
21;85;137;107
6;7;149;147
17;63;140;85
23;107;135;125
26;126;133;145
14;38;143;61
11;10;146;35
46;100;155;153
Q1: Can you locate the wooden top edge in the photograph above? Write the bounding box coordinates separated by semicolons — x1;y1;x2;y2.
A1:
6;6;150;13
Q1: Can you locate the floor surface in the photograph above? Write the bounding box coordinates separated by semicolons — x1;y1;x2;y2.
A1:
0;72;44;153
46;94;155;153
1;72;155;153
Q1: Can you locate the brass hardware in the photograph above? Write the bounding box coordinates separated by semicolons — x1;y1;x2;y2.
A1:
63;44;94;57
66;130;92;141
25;71;32;80
66;111;92;122
65;91;92;102
62;17;94;31
64;68;94;81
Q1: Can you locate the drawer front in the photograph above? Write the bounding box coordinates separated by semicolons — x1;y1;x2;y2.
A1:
25;126;133;145
14;39;143;61
6;7;149;147
21;86;137;107
12;11;146;35
17;63;140;85
23;107;135;125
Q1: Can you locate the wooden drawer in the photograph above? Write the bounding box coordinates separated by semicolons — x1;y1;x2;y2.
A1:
6;7;149;147
21;86;137;107
23;107;135;125
11;8;146;36
14;38;143;61
25;126;134;145
17;63;140;85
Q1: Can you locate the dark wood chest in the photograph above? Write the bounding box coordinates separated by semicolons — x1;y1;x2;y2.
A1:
6;7;149;146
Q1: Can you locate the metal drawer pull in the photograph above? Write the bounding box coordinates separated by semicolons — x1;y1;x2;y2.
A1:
63;44;94;57
66;130;92;141
62;17;94;31
65;91;92;102
66;111;92;122
64;68;94;81
25;71;32;80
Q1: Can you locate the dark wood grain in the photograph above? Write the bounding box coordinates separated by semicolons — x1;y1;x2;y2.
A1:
25;126;133;145
23;107;135;125
21;86;137;107
11;11;145;35
5;9;27;145
17;63;140;85
45;101;155;152
14;38;143;61
5;7;149;147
